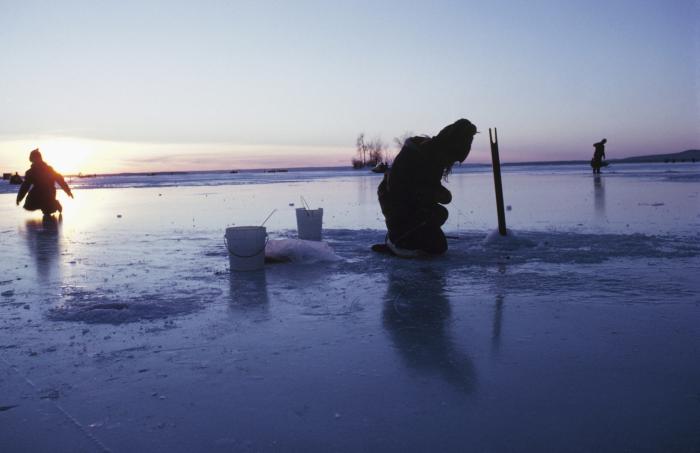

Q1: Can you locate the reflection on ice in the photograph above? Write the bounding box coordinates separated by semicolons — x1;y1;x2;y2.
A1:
229;271;269;318
491;293;505;352
383;266;475;394
593;174;606;217
22;216;62;281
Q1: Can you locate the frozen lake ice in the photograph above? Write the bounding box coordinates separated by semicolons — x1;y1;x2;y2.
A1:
1;163;699;452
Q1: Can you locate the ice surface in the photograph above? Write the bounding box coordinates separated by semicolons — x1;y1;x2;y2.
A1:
0;163;699;451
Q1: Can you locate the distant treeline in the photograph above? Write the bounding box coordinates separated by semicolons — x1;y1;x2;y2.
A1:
610;149;699;164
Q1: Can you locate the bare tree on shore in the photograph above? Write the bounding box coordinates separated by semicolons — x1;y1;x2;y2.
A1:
353;134;388;168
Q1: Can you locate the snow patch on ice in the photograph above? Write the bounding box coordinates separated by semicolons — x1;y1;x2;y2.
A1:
322;229;700;271
482;229;536;249
47;286;222;324
35;228;698;325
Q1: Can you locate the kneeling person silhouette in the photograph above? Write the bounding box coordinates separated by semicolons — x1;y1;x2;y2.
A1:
16;149;74;216
374;119;477;257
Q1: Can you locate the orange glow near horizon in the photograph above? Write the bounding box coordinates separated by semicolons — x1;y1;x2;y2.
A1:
37;139;94;175
2;137;360;174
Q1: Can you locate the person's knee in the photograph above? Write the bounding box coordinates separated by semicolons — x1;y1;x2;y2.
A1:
421;227;447;254
429;238;448;254
427;236;447;254
41;204;58;216
429;205;448;226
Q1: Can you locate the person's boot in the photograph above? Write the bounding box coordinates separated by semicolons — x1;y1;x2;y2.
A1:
386;237;425;258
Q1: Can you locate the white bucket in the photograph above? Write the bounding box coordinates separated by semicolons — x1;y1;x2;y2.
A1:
296;208;323;241
224;226;267;271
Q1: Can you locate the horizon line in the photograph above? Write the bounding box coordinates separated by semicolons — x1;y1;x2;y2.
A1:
60;149;700;178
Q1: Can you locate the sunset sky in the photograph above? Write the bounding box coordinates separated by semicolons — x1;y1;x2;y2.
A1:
1;0;698;174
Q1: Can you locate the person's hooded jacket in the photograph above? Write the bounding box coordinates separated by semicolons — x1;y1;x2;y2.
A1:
378;119;476;230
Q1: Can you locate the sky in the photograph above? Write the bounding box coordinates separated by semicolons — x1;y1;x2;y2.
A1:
0;0;698;174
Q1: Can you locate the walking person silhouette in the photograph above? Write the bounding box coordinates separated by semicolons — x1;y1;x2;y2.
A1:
591;138;607;174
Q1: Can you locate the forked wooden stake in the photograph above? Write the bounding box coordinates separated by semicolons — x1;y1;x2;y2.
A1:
489;128;507;236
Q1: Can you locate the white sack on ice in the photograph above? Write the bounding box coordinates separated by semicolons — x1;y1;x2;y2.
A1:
265;239;341;263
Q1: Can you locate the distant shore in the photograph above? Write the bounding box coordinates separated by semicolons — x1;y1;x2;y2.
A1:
78;149;700;178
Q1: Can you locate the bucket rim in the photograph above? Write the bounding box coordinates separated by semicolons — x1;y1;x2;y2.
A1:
225;226;267;232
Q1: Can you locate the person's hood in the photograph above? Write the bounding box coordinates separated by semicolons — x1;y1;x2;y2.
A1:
432;119;477;164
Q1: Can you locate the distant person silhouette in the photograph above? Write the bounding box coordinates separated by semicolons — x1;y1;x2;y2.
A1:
591;138;607;174
16;149;73;216
375;118;478;256
9;172;23;184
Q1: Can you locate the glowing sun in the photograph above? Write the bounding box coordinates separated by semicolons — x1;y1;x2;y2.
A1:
36;139;93;175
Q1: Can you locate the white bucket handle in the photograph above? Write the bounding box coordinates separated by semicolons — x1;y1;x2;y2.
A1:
224;234;269;258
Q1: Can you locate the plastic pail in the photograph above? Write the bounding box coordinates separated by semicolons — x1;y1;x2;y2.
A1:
296;208;323;241
224;226;267;271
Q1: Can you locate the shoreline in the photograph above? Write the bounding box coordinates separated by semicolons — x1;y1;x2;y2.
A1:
1;160;699;196
69;155;700;178
1;150;697;180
